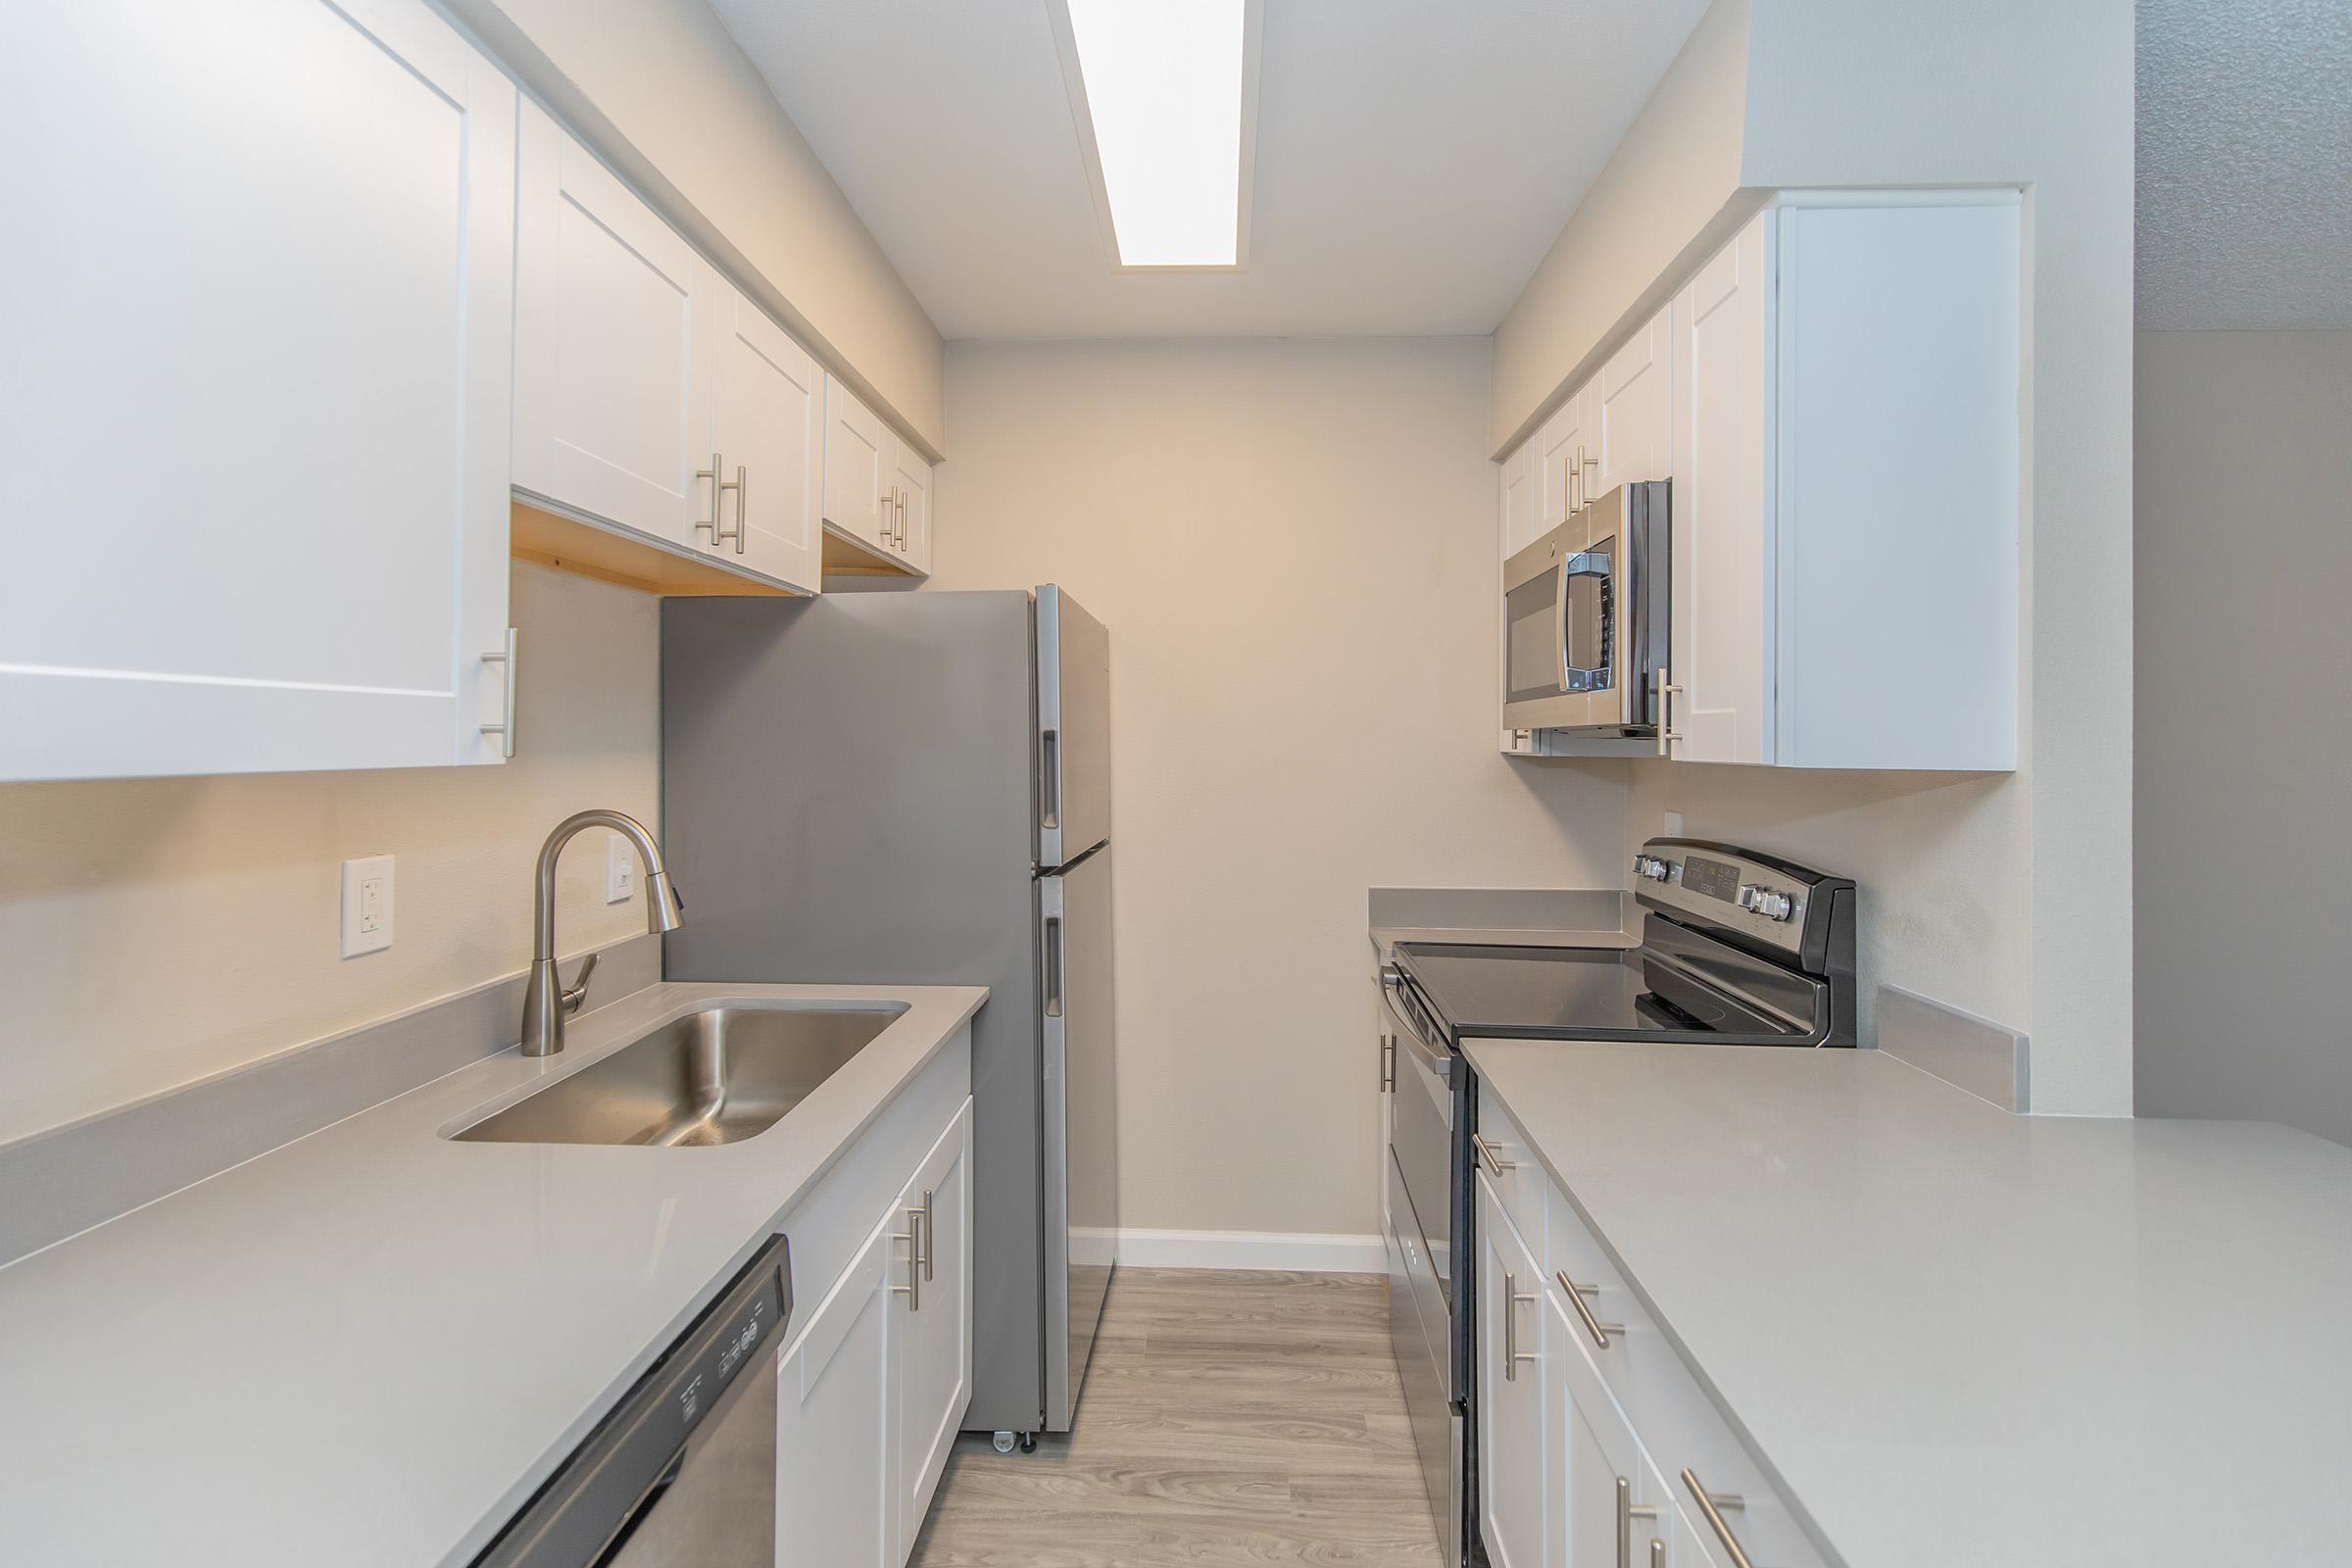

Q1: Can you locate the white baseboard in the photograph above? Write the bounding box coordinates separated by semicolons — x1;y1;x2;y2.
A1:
1106;1227;1389;1274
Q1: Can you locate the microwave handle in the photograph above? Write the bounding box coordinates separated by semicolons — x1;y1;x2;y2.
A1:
1561;548;1612;688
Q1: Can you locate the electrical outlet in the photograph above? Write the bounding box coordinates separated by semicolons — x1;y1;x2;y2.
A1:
341;855;395;957
1662;810;1685;838
606;834;635;905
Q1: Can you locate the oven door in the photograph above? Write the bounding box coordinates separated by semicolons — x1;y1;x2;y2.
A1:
1503;517;1614;730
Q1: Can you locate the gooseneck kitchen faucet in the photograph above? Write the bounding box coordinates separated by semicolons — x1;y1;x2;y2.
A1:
519;809;685;1056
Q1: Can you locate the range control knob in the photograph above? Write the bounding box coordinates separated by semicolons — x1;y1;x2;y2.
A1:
1740;885;1796;922
1632;854;1671;882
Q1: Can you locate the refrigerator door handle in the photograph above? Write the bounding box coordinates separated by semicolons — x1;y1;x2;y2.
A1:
1040;729;1060;832
1044;914;1065;1018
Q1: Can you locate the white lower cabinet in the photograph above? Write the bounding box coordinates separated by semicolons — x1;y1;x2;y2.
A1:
1479;1082;1824;1568
1477;1175;1547;1568
775;1083;974;1568
891;1100;974;1549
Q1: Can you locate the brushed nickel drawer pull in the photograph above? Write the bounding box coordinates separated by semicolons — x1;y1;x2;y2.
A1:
892;1210;923;1312
1557;1269;1621;1349
921;1188;936;1282
1472;1132;1517;1176
478;628;518;759
1681;1469;1751;1568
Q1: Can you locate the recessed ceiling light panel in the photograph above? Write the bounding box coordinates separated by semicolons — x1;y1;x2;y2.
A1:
1054;0;1260;270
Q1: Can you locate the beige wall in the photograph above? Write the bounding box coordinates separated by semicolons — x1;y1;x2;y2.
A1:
1498;0;2138;1111
928;338;1625;1237
1489;0;1753;454
2135;330;2352;1143
443;0;948;455
0;564;660;1146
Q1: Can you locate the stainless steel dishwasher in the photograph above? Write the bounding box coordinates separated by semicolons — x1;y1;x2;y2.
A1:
473;1237;793;1568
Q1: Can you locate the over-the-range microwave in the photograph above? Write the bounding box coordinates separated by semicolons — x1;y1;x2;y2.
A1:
1501;480;1670;736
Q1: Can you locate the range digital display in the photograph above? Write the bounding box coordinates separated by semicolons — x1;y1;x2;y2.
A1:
1679;856;1741;904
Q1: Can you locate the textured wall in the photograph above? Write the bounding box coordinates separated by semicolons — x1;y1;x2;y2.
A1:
0;564;661;1145
926;338;1626;1236
2135;329;2352;1142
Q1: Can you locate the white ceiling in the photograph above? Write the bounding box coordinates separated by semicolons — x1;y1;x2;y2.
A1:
710;0;1709;340
2136;0;2352;328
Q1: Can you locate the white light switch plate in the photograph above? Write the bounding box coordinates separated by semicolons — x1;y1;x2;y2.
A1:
341;856;395;957
1662;810;1685;838
605;835;635;905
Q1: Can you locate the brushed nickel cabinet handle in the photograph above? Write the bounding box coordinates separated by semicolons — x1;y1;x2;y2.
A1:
1501;1269;1538;1381
1648;1541;1664;1568
696;452;735;546
1473;1132;1517;1176
729;465;747;553
1680;1470;1752;1568
1380;1034;1396;1094
478;627;517;759
1655;666;1685;757
892;1210;923;1311
921;1188;936;1282
1558;1270;1621;1349
1616;1476;1658;1568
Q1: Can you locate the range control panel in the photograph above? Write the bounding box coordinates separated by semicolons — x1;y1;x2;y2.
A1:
1627;838;1840;957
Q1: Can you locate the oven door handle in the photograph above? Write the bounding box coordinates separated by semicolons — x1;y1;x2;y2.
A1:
1380;970;1451;1083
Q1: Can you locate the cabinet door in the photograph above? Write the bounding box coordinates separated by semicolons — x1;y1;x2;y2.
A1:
706;266;822;592
823;375;891;552
1499;441;1539;557
1668;213;1776;765
0;0;515;781
892;1099;974;1555
1597;310;1671;498
1547;1290;1671;1568
777;1207;902;1568
513;103;713;550
891;441;933;574
1477;1176;1546;1568
1534;386;1592;535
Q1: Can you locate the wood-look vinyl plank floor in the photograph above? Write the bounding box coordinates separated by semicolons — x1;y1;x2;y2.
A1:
908;1267;1445;1568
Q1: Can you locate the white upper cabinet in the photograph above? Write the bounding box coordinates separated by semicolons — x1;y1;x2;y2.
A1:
824;376;892;554
514;102;711;552
1504;192;2021;772
1595;309;1671;501
891;439;934;576
1531;388;1590;542
514;105;820;594
1500;440;1540;558
1667;197;2021;770
707;265;823;590
824;373;933;575
0;0;517;781
1669;217;1775;766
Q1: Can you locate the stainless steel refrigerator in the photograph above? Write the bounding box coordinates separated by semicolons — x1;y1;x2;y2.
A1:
660;586;1116;1444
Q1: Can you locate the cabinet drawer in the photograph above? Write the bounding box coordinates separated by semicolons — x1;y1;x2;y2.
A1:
1472;1082;1545;1251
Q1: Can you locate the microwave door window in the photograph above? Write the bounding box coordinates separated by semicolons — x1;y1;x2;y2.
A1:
1505;567;1566;702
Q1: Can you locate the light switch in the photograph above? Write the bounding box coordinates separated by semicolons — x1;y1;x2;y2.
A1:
606;834;635;905
341;856;395;957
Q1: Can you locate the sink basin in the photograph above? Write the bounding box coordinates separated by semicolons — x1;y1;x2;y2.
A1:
451;1003;908;1148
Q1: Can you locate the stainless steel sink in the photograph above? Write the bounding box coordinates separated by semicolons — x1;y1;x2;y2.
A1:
450;1003;908;1148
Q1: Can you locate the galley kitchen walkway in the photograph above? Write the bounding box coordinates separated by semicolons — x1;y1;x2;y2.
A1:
909;1267;1445;1567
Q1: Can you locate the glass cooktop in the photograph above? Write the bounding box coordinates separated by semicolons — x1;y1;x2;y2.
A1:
1393;942;1804;1041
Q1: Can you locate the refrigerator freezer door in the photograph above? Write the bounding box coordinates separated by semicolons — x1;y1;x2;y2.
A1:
1040;843;1118;1431
1036;585;1111;868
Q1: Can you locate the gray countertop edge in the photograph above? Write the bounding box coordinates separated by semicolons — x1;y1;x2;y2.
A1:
1464;1038;1859;1568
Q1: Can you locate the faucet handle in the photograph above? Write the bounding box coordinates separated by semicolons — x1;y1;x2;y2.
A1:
561;951;599;1016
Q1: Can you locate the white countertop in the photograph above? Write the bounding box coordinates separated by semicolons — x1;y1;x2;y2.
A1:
1463;1039;2352;1568
0;981;986;1568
